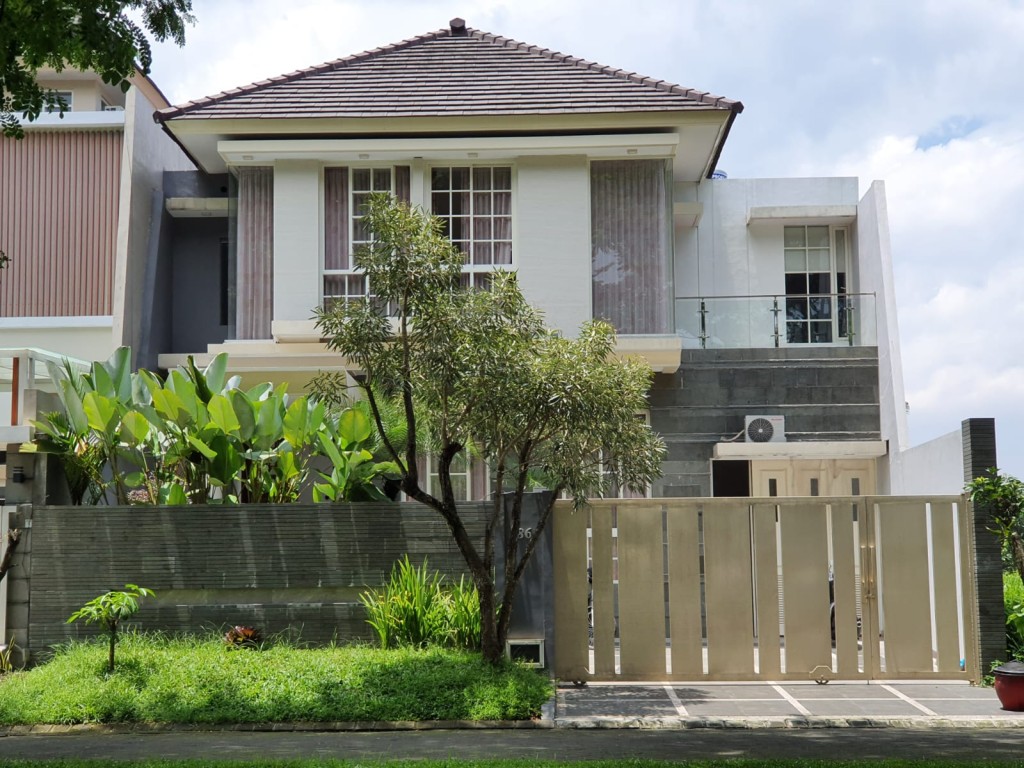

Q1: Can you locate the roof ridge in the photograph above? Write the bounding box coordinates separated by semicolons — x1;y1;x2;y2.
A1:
469;27;742;112
157;26;453;121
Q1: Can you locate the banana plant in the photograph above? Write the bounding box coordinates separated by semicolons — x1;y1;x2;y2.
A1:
313;405;399;502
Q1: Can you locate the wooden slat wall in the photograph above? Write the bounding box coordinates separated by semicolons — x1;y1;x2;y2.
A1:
0;130;122;317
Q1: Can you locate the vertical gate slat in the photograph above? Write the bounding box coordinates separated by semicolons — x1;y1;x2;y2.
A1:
930;501;963;675
618;503;666;679
591;504;616;677
831;500;862;678
958;497;981;682
704;503;755;676
779;502;832;677
876;499;934;674
752;503;781;679
667;501;703;679
553;501;590;681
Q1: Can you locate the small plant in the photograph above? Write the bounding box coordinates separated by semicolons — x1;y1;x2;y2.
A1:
66;584;154;672
0;634;16;674
224;625;262;649
967;468;1024;583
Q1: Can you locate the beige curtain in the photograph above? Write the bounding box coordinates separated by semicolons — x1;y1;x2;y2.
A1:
236;167;274;339
591;160;671;334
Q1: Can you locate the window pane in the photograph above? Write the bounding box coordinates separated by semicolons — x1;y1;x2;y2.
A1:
808;273;831;294
353;168;371;191
808;248;831;271
787;322;808;343
472;167;492;190
785;273;807;294
473;242;493;265
352;193;370;215
786;297;808;319
493;242;512;265
810;322;833;343
493;167;511;189
373;168;391;191
784;226;805;247
451;167;470;189
473;218;492;240
493;216;511;240
473;192;491;215
835;229;846;260
352;218;370;242
431;167;450;189
807;226;830;247
809;296;832;319
452;191;469;217
493;191;511;215
784;250;806;271
432;192;450;215
449;217;466;240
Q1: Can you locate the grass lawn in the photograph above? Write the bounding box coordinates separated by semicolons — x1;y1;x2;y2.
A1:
0;633;551;725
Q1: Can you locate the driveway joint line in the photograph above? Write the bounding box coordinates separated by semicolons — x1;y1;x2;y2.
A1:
663;685;688;717
770;683;811;716
881;684;938;716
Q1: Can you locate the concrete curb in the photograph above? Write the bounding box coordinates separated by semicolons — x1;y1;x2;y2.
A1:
555;715;1024;729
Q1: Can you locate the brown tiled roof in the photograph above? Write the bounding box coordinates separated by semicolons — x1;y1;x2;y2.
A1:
158;22;742;122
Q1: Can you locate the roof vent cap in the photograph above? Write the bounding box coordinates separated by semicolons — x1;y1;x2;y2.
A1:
450;18;467;36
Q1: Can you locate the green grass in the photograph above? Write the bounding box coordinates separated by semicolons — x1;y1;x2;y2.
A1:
0;633;551;725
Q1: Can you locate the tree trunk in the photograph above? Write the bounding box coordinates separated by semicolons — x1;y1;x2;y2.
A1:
478;580;504;666
108;625;117;673
0;529;20;585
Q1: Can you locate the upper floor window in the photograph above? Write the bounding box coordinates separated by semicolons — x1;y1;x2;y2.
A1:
45;91;73;113
430;166;512;289
783;225;849;344
323;166;410;308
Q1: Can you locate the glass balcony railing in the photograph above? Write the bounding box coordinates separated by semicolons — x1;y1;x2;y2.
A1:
674;293;877;349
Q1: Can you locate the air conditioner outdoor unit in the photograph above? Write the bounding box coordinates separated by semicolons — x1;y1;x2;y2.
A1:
103;105;124;112
744;415;786;443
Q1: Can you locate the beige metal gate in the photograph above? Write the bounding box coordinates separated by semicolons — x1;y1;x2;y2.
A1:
553;496;979;683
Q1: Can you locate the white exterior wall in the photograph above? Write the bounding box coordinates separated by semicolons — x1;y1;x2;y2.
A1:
890;428;964;495
111;86;193;360
0;324;113;365
272;161;322;324
856;181;910;492
514;157;591;335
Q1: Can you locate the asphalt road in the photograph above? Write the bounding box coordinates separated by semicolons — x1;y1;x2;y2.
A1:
2;728;1024;762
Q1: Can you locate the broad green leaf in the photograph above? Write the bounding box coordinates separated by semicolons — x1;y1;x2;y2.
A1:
90;361;115;398
120;411;150;444
204;353;229;394
59;380;89;434
187;355;214;404
207;434;242;486
338;406;372;444
124;471;147;488
208;394;241;435
187;435;217;460
283;397;310;446
82;392;119;436
159;482;189;506
105;346;133;403
317;431;344;466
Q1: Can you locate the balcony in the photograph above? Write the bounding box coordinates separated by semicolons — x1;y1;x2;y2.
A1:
675;293;877;349
0;349;89;446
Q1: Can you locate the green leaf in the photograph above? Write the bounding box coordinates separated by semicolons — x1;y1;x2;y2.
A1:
207;434;242;486
204;353;229;393
82;392;119;437
187;435;217;460
124;471;147;488
338;406;372;444
159;483;189;506
229;390;257;441
208;393;242;435
120;411;150;445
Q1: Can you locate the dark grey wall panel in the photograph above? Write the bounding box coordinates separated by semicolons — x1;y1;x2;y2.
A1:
650;347;881;497
26;503;486;658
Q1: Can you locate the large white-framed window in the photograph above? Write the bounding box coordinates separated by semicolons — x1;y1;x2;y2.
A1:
783;225;850;344
322;165;410;309
430;165;513;289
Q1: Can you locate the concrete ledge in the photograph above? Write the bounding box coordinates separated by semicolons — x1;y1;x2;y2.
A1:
554;715;1024;729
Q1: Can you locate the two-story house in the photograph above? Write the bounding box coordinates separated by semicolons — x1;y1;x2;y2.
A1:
139;20;942;498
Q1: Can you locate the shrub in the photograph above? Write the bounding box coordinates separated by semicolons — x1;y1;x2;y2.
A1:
361;556;482;650
224;625;263;650
1005;571;1024;660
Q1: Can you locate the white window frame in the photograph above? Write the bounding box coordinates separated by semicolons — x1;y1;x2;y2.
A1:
783;224;850;345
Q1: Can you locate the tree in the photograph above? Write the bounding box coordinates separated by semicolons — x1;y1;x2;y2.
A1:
313;195;665;665
66;583;154;672
0;0;194;138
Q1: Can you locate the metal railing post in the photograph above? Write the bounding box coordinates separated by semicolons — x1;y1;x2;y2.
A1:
771;297;781;348
698;299;708;349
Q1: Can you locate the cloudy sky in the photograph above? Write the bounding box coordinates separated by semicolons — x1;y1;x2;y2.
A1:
147;0;1024;478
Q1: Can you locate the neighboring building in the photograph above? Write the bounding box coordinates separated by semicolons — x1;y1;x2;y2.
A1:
11;20;966;499
0;67;194;489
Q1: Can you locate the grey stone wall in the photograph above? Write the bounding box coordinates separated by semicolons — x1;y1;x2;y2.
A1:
650;347;881;496
22;503;486;662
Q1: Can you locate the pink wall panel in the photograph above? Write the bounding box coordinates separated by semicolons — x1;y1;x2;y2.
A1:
0;130;122;317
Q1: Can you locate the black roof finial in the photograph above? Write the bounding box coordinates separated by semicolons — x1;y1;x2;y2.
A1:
450;18;467;36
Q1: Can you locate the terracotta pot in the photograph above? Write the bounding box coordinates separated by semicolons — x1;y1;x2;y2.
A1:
993;661;1024;711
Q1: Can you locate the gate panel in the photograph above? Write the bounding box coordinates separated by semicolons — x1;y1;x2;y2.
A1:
875;499;934;674
779;503;832;676
617;503;666;678
930;500;963;675
704;502;755;677
831;500;862;677
552;501;589;681
666;502;702;678
591;504;616;677
751;503;781;678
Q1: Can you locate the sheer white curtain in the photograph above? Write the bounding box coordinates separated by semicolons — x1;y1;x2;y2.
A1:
591;160;671;334
236;167;274;339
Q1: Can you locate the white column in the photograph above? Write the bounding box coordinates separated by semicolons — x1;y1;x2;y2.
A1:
272;161;322;335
